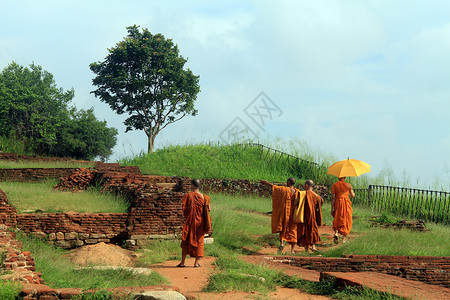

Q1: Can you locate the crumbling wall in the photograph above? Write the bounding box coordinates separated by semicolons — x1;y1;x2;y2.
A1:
274;255;450;288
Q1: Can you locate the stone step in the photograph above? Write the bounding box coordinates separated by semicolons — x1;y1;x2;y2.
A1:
155;183;178;189
321;271;450;300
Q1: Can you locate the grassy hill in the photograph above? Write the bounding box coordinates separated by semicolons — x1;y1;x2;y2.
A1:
119;143;337;186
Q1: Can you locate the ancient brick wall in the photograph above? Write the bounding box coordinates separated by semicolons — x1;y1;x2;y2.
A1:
201;178;331;199
201;178;272;197
10;169;189;248
101;178;186;246
94;161;142;174
275;255;450;288
0;225;43;285
0;189;17;227
0;168;77;182
127;192;184;240
16;213;129;248
0;152;19;160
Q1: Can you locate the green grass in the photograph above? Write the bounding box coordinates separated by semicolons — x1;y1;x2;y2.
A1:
137;193;449;297
119;143;314;183
0;160;95;169
321;223;450;257
135;240;181;266
0;280;22;300
71;289;116;300
17;233;166;289
279;275;405;300
0;181;129;213
0;135;31;156
205;257;281;294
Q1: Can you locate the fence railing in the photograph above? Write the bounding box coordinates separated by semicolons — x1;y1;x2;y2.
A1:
238;143;450;225
354;185;450;224
238;142;320;180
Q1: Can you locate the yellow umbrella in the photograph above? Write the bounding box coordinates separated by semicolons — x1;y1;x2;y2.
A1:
327;158;371;178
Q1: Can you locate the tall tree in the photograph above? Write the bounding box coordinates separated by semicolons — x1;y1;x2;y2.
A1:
90;25;200;153
50;108;118;161
0;62;118;160
0;62;73;152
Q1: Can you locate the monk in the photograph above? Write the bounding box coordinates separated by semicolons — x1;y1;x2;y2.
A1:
178;178;210;267
260;177;299;253
331;177;355;244
296;180;323;252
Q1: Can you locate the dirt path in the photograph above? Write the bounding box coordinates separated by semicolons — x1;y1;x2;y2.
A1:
66;225;345;299
151;257;330;299
149;225;342;299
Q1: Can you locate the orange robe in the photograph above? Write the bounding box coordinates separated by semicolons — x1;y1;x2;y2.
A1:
331;181;353;236
297;190;323;247
271;185;298;243
181;192;210;257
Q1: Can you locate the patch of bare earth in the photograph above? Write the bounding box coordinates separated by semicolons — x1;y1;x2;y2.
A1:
65;242;137;266
151;257;330;300
65;240;331;299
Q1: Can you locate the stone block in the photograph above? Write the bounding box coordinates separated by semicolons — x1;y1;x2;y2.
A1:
31;231;46;239
48;233;56;241
56;232;64;240
136;239;149;247
125;239;136;246
55;240;72;249
65;232;77;240
133;291;186;300
74;240;84;247
130;234;149;240
90;233;106;239
78;233;90;239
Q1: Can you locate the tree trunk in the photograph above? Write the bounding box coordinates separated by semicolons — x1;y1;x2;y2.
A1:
147;134;156;153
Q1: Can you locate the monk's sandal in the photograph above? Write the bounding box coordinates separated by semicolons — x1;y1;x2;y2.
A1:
333;235;339;244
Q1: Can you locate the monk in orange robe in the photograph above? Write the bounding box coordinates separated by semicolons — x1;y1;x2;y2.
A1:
178;178;210;267
297;180;323;252
260;177;299;253
331;177;355;244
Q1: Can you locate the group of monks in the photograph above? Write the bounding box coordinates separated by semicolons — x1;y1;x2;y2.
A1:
178;177;355;267
261;176;355;253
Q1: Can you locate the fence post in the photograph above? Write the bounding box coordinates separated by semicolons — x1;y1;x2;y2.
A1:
368;185;372;207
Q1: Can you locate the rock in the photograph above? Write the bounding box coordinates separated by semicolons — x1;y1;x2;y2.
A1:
56;232;65;240
132;291;186;300
65;232;77;240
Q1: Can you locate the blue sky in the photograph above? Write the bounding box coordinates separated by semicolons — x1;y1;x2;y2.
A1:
1;0;450;188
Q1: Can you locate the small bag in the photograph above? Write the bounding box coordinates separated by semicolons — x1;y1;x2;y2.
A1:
203;195;212;233
204;204;212;233
293;191;306;223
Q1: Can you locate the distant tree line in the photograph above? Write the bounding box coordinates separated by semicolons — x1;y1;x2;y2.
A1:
0;62;117;161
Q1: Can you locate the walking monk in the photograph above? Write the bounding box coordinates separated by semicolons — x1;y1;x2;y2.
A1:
331;177;355;244
296;180;323;252
260;177;299;253
178;178;210;267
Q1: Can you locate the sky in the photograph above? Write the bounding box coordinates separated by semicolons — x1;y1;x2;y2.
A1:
1;0;450;189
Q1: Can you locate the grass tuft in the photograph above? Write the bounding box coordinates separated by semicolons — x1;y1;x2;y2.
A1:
0;280;22;300
0;181;129;213
17;233;166;289
119;143;312;183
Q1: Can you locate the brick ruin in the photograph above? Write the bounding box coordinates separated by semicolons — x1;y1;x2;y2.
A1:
0;153;448;296
0;163;191;248
271;254;450;288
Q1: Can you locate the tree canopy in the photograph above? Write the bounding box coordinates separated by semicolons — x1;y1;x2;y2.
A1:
90;25;200;152
0;62;117;160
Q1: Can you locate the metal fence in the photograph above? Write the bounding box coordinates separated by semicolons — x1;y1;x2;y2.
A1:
354;185;450;224
238;142;320;180
238;143;450;225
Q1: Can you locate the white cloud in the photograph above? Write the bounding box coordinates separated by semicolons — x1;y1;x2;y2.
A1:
1;0;450;188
